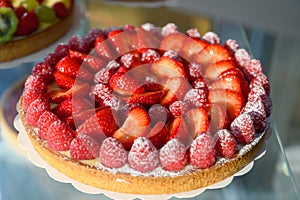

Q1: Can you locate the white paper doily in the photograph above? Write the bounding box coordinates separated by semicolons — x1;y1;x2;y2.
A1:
0;1;87;69
15;114;267;200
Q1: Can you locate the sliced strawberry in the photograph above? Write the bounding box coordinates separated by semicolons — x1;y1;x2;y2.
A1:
70;135;101;160
189;132;217;169
160;33;187;53
208;103;230;134
128;137;159;173
215;129;237;158
159;139;187;171
113;107;151;150
109;71;145;96
209;89;245;121
124;90;166;106
55;56;81;77
180;37;208;61
53;71;75;89
151;56;188;79
110;29;137;56
145;121;169;149
50;83;89;104
168;116;191;147
94;35;118;60
65;108;102;129
194;44;232;66
137;27;161;50
76;107;119;140
47;120;76;151
209;74;244;94
99;137;128;168
204;60;236;81
184;107;209;138
161;76;191;106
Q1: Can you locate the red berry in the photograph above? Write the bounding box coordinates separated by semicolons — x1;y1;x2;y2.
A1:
141;49;160;63
249;73;271;95
99;137;128;168
25;98;50;127
202;31;220;44
190;132;217;169
70;135;100;160
192;76;208;89
234;49;251;67
52;2;68;18
159;139;187;171
244;59;263;80
248;85;272;116
184;88;210;108
54;43;70;60
24;75;47;92
230;113;255;143
216;129;237;158
38;111;59;140
89;83;114;107
47;120;75;151
94;67;116;84
128;137;159;173
14;11;39;36
186;62;204;81
44;53;59;67
68;35;91;54
14;6;27;19
169;100;189;118
146;121;169;149
32;61;54;83
22;89;47;111
148;104;170;125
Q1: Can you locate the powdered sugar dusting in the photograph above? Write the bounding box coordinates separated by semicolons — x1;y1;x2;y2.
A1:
202;31;220;44
161;23;178;37
235;49;251;67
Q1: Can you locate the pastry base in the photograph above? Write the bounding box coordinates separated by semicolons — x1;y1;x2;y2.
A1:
17;97;268;195
0;1;74;62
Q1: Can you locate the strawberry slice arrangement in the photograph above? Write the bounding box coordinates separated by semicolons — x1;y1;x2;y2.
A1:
21;23;272;175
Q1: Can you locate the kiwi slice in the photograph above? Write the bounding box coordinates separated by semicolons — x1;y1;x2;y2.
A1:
0;7;18;44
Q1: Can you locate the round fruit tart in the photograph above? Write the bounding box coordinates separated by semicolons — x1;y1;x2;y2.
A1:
0;0;74;62
18;23;272;195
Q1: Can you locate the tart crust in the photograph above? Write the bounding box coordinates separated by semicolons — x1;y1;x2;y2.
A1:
18;97;268;195
0;0;74;63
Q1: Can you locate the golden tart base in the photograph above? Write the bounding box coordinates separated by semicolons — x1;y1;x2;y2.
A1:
0;0;74;63
17;97;268;195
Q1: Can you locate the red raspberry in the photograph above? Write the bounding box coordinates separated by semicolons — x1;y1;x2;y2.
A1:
224;39;239;53
22;89;47;111
234;49;251;68
25;98;50;127
244;59;263;80
241;97;267;133
189;132;217;169
230;113;255;143
192;76;208;89
202;31;220;44
68;35;91;54
169;100;189;118
186;28;200;38
128;137;159;173
89;83;113;107
216;129;237;158
161;23;178;37
24;75;47;92
99;137;128;168
32;61;54;83
141;49;160;63
54;43;70;60
70;135;101;160
38;111;59;140
148;104;170;124
47;120;75;151
44;53;59;67
52;98;91;119
184;88;209;108
249;73;270;95
52;2;68;18
248;85;272;116
186;62;204;81
159;139;187;171
120;53;140;68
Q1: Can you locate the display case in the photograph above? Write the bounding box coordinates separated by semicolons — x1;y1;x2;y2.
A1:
0;1;299;199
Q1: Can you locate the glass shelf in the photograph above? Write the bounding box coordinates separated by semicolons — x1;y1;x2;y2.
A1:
0;0;299;199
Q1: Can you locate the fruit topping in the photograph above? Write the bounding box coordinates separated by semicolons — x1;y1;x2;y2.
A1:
70;134;101;160
38;111;59;140
0;7;18;44
215;129;237;158
128;137;159;173
230;113;255;143
25;98;50;127
14;10;39;36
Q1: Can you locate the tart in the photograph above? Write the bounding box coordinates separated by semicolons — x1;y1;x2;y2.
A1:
0;0;74;62
18;23;272;195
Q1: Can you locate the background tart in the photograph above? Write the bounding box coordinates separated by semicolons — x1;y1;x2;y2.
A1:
0;0;74;62
17;23;272;194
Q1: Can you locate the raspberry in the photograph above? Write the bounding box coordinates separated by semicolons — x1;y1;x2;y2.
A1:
234;49;251;67
47;120;75;151
85;28;106;47
38;111;59;140
190;132;217;169
128;137;159;173
248;85;272;116
159;139;187;171
202;31;220;44
54;43;70;60
52;2;68;18
224;39;239;53
169;100;189;118
25;98;50;127
249;73;271;95
148;104;170;124
216;129;237;158
44;53;59;67
161;23;178;37
163;50;181;62
230;113;255;143
68;35;91;54
53;98;91;119
141;49;160;63
94;67;116;84
24;75;47;92
22;89;47;111
99;137;128;168
184;88;209;108
186;62;204;80
192;76;208;89
244;59;263;80
32;61;54;83
186;28;200;38
70;135;101;160
120;53;140;68
89;83;113;107
241;97;267;133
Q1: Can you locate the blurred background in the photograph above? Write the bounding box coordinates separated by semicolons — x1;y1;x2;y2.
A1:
0;0;299;199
